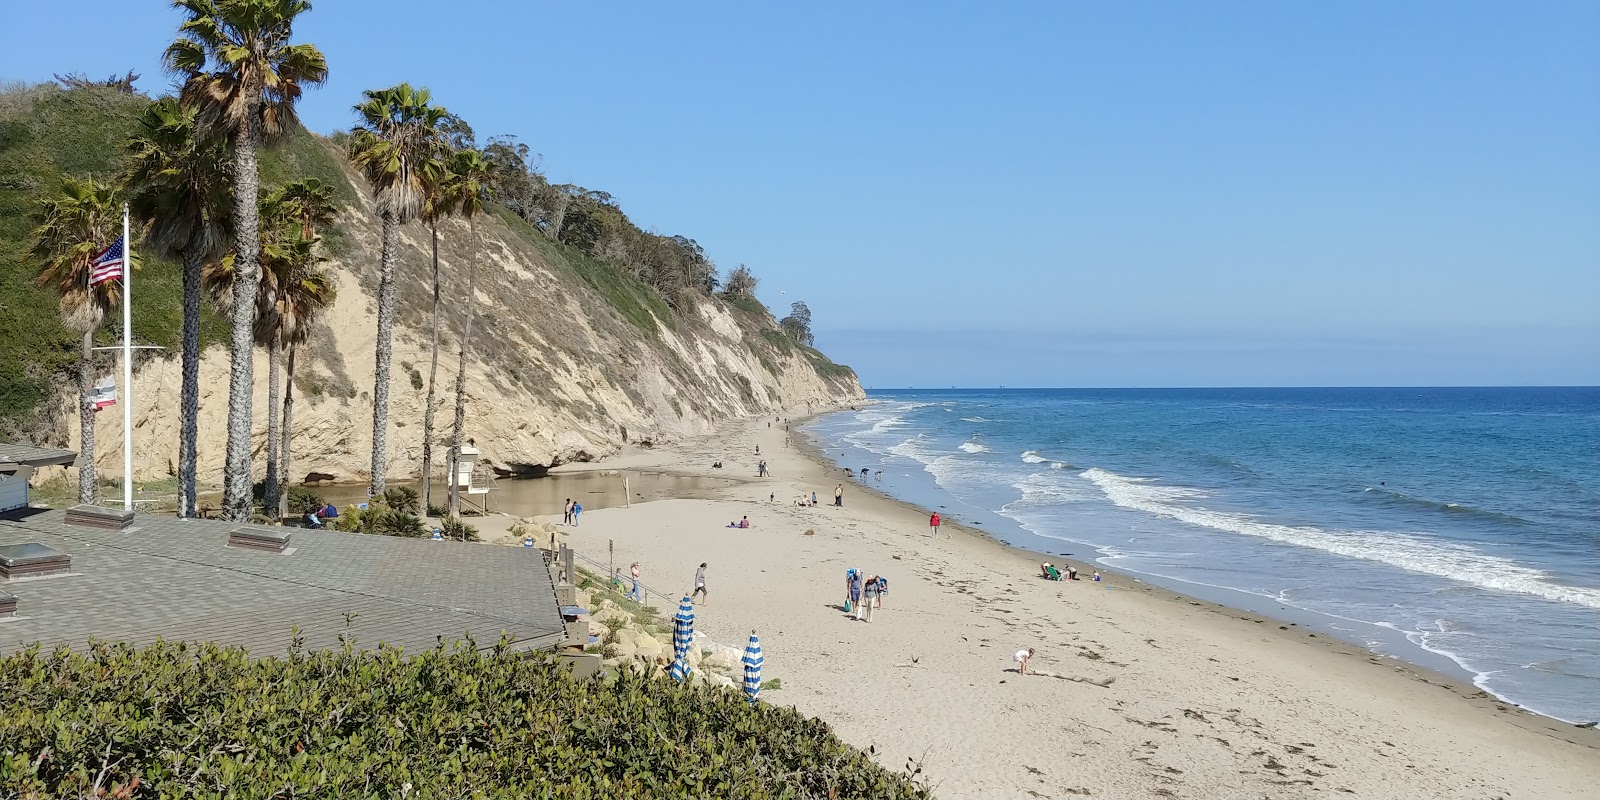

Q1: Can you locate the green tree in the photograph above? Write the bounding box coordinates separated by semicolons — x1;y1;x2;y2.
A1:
270;239;335;520
125;97;231;519
165;0;329;522
780;300;814;347
347;83;450;497
441;148;493;517
30;178;124;504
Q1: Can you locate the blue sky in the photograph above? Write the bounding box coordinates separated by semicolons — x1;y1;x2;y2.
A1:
4;1;1596;387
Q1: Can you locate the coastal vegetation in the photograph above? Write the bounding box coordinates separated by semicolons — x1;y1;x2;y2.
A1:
1;0;852;520
0;639;930;799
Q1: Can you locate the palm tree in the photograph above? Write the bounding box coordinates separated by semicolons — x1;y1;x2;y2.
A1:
165;0;328;522
125;97;231;518
271;240;336;520
440;149;493;517
30;178;123;504
264;179;334;517
416;162;454;512
347;83;449;498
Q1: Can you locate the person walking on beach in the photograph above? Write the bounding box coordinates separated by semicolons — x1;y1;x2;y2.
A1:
628;562;643;602
856;575;879;621
1014;647;1035;675
874;575;887;609
834;485;844;507
929;512;941;538
692;562;708;605
846;568;862;612
572;501;583;526
563;498;573;525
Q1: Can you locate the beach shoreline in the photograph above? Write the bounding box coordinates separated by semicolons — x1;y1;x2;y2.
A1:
534;406;1597;798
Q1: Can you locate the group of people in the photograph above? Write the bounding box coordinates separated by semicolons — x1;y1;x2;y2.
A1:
1039;562;1099;582
562;498;584;526
756;460;770;477
844;567;888;622
305;503;340;528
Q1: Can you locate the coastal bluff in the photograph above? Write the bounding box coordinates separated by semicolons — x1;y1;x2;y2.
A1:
5;87;861;486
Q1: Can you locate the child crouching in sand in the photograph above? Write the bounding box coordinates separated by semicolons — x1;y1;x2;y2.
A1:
1014;647;1035;675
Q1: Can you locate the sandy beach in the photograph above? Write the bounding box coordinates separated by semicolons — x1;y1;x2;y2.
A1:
536;408;1599;799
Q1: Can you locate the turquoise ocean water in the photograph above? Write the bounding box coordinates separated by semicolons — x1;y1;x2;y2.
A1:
805;387;1600;723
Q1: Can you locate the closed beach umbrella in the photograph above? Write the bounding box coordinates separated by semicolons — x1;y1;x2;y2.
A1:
673;595;695;661
668;654;691;683
741;630;763;704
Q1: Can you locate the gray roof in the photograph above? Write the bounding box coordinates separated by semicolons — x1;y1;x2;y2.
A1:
0;509;566;657
0;443;77;468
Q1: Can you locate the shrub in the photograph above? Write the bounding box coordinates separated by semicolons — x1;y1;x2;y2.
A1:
373;509;427;538
383;486;420;514
427;502;448;518
285;486;324;515
440;515;480;542
0;639;930;798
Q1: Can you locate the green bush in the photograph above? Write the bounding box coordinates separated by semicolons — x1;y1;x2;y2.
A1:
0;639;930;798
285;486;325;515
383;486;420;514
373;509;426;538
440;515;480;542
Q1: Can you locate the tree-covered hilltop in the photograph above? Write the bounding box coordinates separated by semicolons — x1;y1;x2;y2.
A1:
0;639;930;799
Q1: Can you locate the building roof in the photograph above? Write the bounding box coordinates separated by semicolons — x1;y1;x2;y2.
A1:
0;443;78;468
0;509;566;657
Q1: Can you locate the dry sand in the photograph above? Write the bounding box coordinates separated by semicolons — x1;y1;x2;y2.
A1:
535;409;1600;799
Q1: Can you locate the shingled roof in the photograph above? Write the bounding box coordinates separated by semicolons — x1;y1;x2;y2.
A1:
0;443;77;468
0;509;566;656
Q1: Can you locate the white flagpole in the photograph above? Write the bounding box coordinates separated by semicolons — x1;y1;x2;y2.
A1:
121;203;134;511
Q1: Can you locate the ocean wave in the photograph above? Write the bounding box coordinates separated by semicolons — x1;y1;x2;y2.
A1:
958;440;993;454
1358;486;1532;526
1021;450;1048;464
1004;472;1095;507
960;416;991;423
1083;467;1600;611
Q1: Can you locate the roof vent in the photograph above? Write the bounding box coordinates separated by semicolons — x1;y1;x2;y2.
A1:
0;591;15;617
64;504;135;530
0;542;72;580
227;527;291;554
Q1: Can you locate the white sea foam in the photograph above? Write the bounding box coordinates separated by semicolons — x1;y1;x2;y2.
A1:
960;416;991;423
958;438;993;454
1020;450;1048;464
1050;461;1067;469
1083;467;1600;610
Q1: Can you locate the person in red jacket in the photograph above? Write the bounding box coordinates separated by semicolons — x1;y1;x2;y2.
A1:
929;512;941;538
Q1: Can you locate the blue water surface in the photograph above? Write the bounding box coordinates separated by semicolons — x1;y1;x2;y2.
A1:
805;387;1600;722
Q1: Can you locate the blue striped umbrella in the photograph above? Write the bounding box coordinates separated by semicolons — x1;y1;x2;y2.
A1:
667;655;691;683
673;595;695;662
741;630;763;704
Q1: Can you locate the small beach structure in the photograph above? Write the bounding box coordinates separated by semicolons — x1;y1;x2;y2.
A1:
742;630;763;704
0;508;567;656
0;443;78;514
452;443;495;515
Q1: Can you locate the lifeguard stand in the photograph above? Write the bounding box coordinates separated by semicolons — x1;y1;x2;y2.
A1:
453;444;494;515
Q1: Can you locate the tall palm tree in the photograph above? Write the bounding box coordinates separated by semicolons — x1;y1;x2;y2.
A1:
347;83;449;498
165;0;328;522
263;179;334;516
30;178;123;504
272;240;335;520
416;162;455;511
441;149;493;518
125;97;231;518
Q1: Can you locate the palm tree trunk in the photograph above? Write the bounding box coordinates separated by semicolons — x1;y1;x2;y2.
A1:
262;333;282;519
368;209;400;498
278;343;298;520
420;223;442;510
77;329;97;504
447;223;480;519
221;116;262;522
177;241;203;518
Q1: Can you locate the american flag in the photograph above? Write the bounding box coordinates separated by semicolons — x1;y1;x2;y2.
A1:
88;236;124;287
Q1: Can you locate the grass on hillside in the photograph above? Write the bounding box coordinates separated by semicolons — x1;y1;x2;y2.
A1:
490;204;675;336
0;83;362;439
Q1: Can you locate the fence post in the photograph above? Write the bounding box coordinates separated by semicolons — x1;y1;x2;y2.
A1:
608;539;614;580
563;545;575;588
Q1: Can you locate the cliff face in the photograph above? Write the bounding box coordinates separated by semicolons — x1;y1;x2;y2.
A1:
53;143;862;486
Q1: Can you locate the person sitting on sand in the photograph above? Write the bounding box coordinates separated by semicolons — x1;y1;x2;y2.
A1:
1041;563;1061;581
726;515;752;529
1014;647;1035;675
1092;570;1101;582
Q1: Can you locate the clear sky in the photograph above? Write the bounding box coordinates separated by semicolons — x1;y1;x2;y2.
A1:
4;1;1596;387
